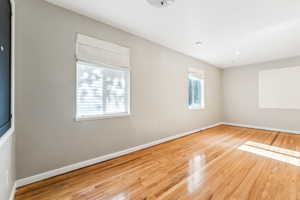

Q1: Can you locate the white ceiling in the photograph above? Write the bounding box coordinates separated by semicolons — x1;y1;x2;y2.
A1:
45;0;300;68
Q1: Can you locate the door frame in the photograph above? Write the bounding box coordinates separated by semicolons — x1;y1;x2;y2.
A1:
0;0;15;148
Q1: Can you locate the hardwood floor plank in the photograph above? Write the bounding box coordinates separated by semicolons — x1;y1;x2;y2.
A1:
16;126;300;200
158;128;277;200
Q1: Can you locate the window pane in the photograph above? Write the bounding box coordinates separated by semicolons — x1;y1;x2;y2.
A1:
103;68;128;114
77;62;129;118
188;79;193;106
188;74;203;109
193;80;201;105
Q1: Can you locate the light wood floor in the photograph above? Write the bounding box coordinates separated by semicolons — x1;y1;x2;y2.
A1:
16;125;300;200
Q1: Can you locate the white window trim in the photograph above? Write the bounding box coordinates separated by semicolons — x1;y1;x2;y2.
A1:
75;61;131;121
188;74;205;110
76;112;130;121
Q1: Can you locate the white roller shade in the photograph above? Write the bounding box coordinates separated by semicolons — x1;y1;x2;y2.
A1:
76;34;130;68
189;68;205;79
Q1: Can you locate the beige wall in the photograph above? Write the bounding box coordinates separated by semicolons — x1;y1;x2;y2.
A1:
223;56;300;131
15;0;222;179
0;134;15;200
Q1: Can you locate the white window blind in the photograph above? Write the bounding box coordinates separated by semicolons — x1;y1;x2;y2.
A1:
76;62;130;119
75;34;131;120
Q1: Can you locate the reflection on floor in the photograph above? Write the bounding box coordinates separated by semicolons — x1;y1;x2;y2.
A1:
16;125;300;200
239;141;300;167
187;154;205;193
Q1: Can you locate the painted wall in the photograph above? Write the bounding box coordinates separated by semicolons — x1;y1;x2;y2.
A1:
223;56;300;131
15;0;222;179
0;134;15;200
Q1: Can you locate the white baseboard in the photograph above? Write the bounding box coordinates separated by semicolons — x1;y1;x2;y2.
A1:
221;122;300;135
9;183;16;200
16;123;222;188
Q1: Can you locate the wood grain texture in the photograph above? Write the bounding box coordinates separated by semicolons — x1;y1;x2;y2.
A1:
15;125;300;200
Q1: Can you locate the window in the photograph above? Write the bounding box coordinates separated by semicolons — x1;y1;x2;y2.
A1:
75;34;131;120
76;62;130;120
188;73;204;109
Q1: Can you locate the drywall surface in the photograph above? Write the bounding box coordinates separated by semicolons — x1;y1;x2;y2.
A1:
15;0;222;179
259;66;300;109
223;57;300;131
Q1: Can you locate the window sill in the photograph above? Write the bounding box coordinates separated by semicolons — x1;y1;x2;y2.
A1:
189;106;205;110
76;113;130;122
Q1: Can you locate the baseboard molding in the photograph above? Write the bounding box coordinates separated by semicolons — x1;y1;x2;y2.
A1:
221;122;300;134
16;122;222;188
9;183;16;200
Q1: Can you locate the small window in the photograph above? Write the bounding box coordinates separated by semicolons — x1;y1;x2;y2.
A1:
76;62;130;120
188;73;204;109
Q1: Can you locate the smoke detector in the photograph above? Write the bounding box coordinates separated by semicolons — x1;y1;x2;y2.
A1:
147;0;175;8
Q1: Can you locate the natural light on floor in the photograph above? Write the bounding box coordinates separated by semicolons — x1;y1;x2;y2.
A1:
238;141;300;167
187;154;206;193
111;193;126;200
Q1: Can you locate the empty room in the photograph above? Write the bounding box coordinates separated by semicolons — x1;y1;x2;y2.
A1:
1;0;300;199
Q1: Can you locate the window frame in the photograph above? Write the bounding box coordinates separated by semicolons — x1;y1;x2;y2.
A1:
188;73;205;110
75;61;131;121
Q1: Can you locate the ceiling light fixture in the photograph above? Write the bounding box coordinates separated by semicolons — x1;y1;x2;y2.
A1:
147;0;175;8
195;41;202;46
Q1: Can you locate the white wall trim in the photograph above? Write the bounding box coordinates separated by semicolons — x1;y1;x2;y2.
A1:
221;122;300;134
16;123;221;188
3;1;16;200
9;183;16;200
